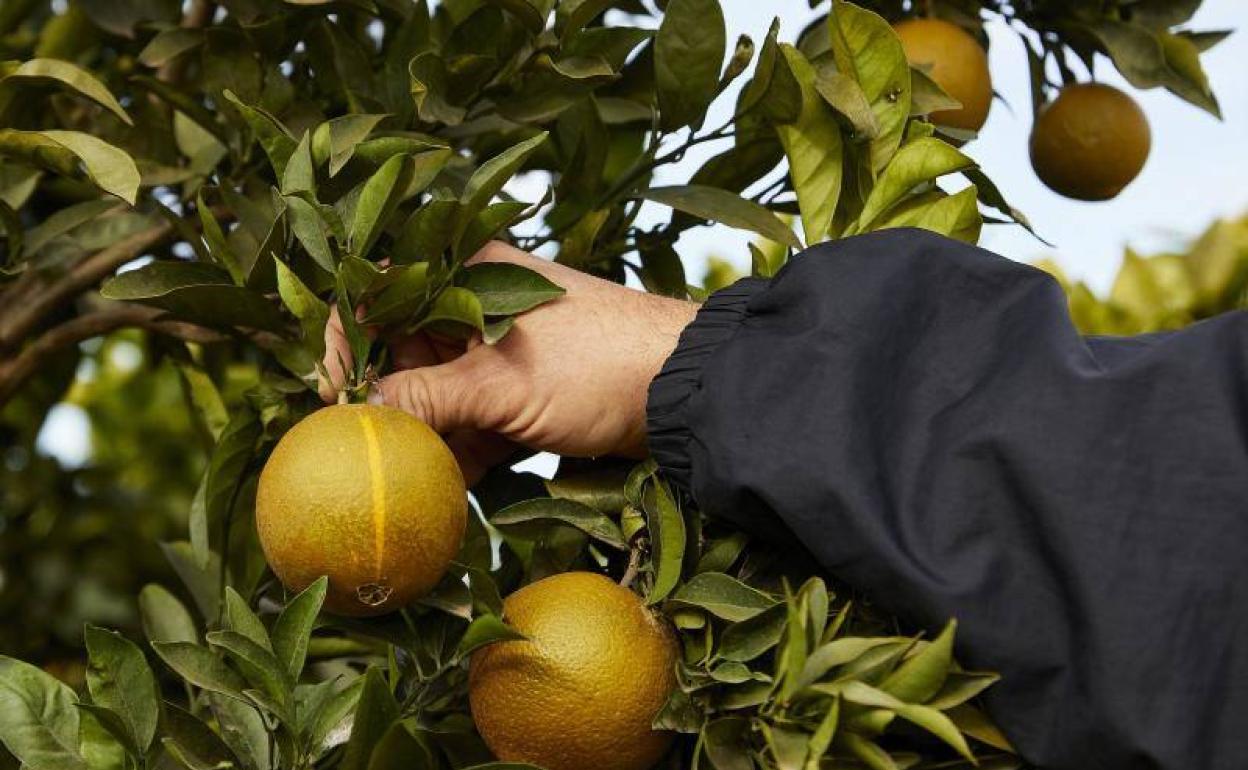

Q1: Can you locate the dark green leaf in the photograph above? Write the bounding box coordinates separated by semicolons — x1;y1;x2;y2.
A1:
82;625;159;753
341;668;399;770
457;262;565;316
0;129;139;204
223;588;269;650
0;656;87;770
456;614;527;659
644;476;686;604
669;572;776;621
2;59;131;124
138;584;198;645
654;0;725;131
271;576;328;681
160;701;238;770
150;642;246;698
351;154;415;257
492;498;627;550
641;185;800;248
100;261;288;332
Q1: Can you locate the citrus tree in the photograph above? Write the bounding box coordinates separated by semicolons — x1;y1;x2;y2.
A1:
0;1;1232;769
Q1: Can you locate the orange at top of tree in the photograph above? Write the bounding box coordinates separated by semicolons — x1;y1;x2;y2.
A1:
1029;82;1152;202
894;17;994;134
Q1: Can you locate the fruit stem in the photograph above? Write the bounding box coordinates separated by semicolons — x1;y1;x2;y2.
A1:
619;544;643;589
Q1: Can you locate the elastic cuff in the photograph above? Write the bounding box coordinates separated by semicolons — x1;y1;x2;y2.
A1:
646;277;766;492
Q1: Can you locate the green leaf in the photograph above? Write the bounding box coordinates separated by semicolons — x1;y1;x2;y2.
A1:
205;631;293;721
276;259;331;364
1;59;132;124
101;261;288;332
654;0;725;131
360;263;430;326
798;637;907;688
160;701;238;770
851;138;975;234
774;45;843;245
76;706;128;770
0;129;140;204
313;113;390;176
137;28;204;67
457;200;533;260
0;656;87;770
828;2;912;173
492;498;627;550
483;0;553;34
209;693;270;770
282;132;316;195
223;588;270;650
284;194;336;274
304;676;363;760
644;476;686;604
138;584;198;645
341;667;399;770
718;603;787;662
457;262;565;316
926;670;1000;710
150;642;246;698
880;620;956;704
839;731;898;770
805;694;840;768
159;540;221;624
224;89;296;177
702;717;753;770
82;625;160;754
271;576;328;681
838;681;974;761
669;572;777;621
456;614;527;659
1087;22;1220;116
641;185;800;248
543;464;630;515
459;133;548;227
417;286;484;335
813;64;879;139
194;408;260;568
351;154;415;257
20;198;117;258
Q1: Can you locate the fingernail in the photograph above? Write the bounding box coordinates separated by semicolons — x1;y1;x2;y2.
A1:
367;387;384;405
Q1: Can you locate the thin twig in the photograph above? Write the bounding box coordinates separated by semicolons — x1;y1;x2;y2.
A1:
619;544;644;589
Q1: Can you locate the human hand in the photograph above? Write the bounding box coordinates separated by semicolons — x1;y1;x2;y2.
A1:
320;242;698;483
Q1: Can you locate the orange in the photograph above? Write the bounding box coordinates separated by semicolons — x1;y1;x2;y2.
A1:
1029;82;1151;201
255;404;466;616
469;572;678;770
895;18;994;134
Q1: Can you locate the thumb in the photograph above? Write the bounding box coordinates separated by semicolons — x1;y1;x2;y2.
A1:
368;355;483;434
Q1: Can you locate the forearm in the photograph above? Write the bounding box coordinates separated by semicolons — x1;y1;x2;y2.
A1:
647;228;1248;770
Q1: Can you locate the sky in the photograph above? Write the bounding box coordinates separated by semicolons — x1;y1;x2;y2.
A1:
36;0;1248;467
651;0;1248;292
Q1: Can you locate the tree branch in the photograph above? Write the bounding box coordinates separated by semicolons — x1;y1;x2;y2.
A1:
0;304;222;407
0;221;177;353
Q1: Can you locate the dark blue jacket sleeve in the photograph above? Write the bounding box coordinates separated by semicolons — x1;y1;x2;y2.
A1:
647;228;1248;770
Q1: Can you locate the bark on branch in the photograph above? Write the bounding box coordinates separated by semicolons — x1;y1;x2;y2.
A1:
0;304;222;407
0;221;177;354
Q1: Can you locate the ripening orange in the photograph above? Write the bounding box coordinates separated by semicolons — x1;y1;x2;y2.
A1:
895;17;994;134
469;572;679;770
1029;82;1152;201
256;404;466;616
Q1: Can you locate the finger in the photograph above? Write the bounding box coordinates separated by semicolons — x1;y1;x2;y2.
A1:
318;307;352;403
369;355;483;434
